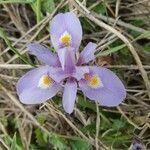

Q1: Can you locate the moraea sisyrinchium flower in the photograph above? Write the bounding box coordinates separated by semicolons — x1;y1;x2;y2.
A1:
16;12;126;114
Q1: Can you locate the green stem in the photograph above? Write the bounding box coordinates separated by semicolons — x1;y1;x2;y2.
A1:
36;0;41;23
0;28;35;67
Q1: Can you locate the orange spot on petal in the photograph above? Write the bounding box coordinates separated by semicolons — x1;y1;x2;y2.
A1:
84;74;102;89
84;73;91;81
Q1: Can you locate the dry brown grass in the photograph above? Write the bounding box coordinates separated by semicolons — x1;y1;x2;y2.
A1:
0;0;150;149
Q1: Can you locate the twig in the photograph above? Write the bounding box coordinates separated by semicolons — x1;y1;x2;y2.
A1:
0;0;34;4
0;64;34;69
107;65;150;70
3;5;27;35
93;12;146;33
95;102;100;150
115;0;121;18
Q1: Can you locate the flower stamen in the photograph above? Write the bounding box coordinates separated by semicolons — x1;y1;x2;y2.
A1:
38;75;54;89
60;31;72;46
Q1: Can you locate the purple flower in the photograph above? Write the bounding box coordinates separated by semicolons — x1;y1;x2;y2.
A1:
16;12;126;114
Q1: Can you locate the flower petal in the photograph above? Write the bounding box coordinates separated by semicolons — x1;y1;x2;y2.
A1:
16;66;61;104
62;79;77;114
49;66;89;82
27;43;59;66
50;12;82;50
48;67;68;83
17;66;48;95
79;66;126;106
73;66;89;81
77;42;97;65
57;47;76;73
19;84;60;104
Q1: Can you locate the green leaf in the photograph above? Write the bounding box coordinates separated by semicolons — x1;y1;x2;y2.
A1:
81;18;95;32
77;96;96;112
49;135;66;150
93;3;107;15
35;128;66;149
35;128;48;146
36;0;42;23
42;0;55;13
69;137;91;150
82;123;96;134
0;117;8;127
96;44;126;57
102;135;130;144
36;113;46;125
10;133;18;150
128;20;145;37
144;42;150;52
112;119;125;131
3;133;22;150
130;19;145;27
30;0;43;23
136;31;150;40
30;144;41;150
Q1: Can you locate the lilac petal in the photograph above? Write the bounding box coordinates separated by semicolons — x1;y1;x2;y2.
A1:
77;42;97;65
16;66;61;104
19;83;60;104
49;66;89;82
57;48;66;70
79;66;126;106
50;12;82;50
64;47;76;73
73;66;89;81
48;67;68;83
17;66;49;95
63;79;77;114
57;47;75;73
27;43;60;66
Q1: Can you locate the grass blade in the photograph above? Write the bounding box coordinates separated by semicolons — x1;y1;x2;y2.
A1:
0;28;35;67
